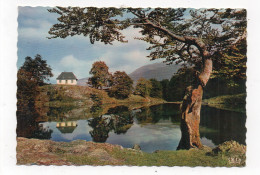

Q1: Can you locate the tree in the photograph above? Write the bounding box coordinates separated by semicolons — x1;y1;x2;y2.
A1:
88;61;112;89
167;68;196;102
21;54;53;86
160;79;170;101
17;69;40;137
135;78;152;97
108;71;133;99
17;56;53;137
48;7;246;149
149;78;163;98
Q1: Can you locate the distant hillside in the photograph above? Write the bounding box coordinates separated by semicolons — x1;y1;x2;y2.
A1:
129;62;181;83
77;62;181;86
77;77;89;86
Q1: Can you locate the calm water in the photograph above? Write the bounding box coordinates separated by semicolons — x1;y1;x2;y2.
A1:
18;103;246;153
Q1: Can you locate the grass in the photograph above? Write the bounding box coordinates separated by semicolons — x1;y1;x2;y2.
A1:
63;147;230;167
203;93;246;113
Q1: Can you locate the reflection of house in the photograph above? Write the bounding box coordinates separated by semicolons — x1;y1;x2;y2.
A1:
56;72;78;85
56;121;78;133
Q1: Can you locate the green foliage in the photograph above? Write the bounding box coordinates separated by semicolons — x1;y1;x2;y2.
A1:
20;54;53;86
203;78;246;99
160;79;170;101
48;8;246;67
135;78;152;97
48;7;247;102
149;78;163;98
48;7;128;44
212;38;247;87
203;93;246;113
108;71;133;99
88;61;112;89
167;69;196;101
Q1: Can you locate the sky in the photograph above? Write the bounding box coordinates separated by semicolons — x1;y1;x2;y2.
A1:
18;7;164;84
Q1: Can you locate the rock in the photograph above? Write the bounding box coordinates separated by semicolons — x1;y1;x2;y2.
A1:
132;144;141;150
211;140;246;155
210;140;246;166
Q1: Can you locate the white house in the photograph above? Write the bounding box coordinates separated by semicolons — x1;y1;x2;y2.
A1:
56;72;78;85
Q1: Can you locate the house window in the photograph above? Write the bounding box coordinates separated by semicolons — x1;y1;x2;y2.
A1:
59;80;61;83
65;80;68;84
71;80;73;83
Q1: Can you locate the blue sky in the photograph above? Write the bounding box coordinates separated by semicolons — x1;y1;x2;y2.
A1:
18;7;164;84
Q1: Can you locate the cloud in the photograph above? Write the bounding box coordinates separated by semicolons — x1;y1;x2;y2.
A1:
54;55;93;80
100;47;160;74
18;7;162;85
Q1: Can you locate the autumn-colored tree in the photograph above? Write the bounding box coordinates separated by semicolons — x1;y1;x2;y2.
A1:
17;56;53;137
149;78;163;98
108;71;133;99
48;7;246;149
88;61;112;89
20;54;53;86
17;69;39;137
135;78;152;97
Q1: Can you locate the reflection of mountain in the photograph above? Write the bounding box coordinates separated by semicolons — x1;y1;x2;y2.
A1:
129;62;181;83
56;121;78;134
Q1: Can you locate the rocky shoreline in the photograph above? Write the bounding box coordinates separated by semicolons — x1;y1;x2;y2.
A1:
17;137;246;166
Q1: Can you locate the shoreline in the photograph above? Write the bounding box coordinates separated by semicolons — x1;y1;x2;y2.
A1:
17;137;246;166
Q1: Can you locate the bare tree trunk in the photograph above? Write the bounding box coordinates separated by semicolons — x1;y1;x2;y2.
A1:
177;58;212;150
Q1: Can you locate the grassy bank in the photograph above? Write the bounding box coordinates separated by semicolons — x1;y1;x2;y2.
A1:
37;85;165;108
17;137;245;167
203;93;246;113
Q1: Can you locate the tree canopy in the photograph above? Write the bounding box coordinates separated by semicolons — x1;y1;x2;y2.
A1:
149;78;163;98
135;78;152;97
48;7;247;149
88;61;112;89
108;71;133;99
20;54;53;86
48;7;246;81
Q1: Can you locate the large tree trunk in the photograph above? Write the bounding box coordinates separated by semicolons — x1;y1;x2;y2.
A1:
177;58;212;150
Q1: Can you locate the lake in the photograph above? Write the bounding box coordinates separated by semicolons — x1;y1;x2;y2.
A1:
18;103;246;153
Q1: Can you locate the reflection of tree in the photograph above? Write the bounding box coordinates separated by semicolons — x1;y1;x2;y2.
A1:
89;104;104;118
199;106;246;145
134;104;181;125
107;106;134;134
47;106;74;121
31;124;53;139
88;106;134;142
17;115;53;139
88;115;113;142
17;69;52;139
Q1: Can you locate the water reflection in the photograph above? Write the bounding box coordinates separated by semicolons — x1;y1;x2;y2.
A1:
88;106;134;142
56;121;78;134
200;106;246;145
17;103;246;152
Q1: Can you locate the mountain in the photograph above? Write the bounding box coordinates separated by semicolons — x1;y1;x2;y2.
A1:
77;77;89;86
77;62;181;86
129;62;181;83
